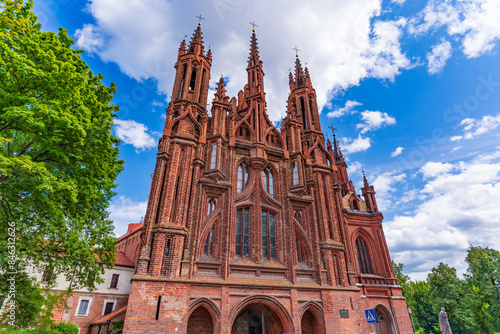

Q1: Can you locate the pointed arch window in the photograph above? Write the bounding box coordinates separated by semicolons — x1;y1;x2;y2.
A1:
210;144;217;169
292;161;300;185
204;228;214;255
189;69;197;91
261;211;276;259
207;198;216;216
235;208;250;257
263;169;274;197
355;236;373;274
300;97;307;128
237;164;250;194
352;199;359;211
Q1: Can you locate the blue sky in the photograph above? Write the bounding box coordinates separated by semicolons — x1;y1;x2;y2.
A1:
33;0;500;279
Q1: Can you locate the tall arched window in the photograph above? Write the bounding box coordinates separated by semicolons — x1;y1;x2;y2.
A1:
207;199;216;216
300;97;307;129
237;164;250;194
189;69;197;91
235;208;250;257
355;236;373;274
261;211;276;259
210;144;217;169
292;161;300;185
263;169;274;197
204;228;214;255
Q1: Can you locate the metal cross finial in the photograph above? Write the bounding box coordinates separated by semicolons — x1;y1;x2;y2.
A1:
195;14;205;24
249;21;258;31
293;46;301;56
328;124;337;137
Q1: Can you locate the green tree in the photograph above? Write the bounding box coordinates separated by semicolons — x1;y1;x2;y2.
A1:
0;0;123;328
427;263;475;333
464;247;500;333
408;280;437;333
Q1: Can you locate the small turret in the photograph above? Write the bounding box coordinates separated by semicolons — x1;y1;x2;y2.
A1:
361;172;378;213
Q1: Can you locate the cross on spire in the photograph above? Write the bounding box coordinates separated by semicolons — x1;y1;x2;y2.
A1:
328;124;337;137
249;21;258;31
195;14;205;24
293;46;301;57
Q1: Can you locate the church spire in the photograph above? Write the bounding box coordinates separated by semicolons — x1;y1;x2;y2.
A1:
214;76;226;101
246;25;264;90
188;23;205;56
333;134;344;162
294;55;305;87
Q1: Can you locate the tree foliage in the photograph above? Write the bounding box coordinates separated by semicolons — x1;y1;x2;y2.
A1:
0;0;123;327
394;247;500;334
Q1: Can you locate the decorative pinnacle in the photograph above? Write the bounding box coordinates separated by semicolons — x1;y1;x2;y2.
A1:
249;21;258;32
293;46;301;57
195;14;205;25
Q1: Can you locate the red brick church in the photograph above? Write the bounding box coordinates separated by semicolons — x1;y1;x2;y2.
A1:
122;23;413;334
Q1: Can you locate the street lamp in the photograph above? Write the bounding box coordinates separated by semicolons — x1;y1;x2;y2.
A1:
408;307;416;334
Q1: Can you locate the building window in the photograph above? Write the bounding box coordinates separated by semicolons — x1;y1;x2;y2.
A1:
189;69;197;91
76;298;92;316
40;269;52;283
210;144;217;169
204;228;214;255
109;274;120;289
352;199;359;211
207;198;216;216
296;238;304;263
292;161;299;185
261;212;276;259
237;164;250;194
103;301;116;316
355;236;373;274
263;169;274;197
235;208;250;257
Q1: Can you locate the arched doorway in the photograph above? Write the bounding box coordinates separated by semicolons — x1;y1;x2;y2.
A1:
187;306;213;334
301;309;325;334
231;305;285;334
373;306;394;334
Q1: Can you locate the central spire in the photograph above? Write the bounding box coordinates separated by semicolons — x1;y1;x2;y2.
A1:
248;31;262;68
246;27;264;90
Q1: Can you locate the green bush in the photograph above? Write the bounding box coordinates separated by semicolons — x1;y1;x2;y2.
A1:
52;322;79;334
1;329;60;334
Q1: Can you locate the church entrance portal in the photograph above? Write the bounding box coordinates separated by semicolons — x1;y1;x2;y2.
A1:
373;306;394;334
231;305;285;334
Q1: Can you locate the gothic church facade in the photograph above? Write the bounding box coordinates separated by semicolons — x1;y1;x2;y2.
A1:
123;24;413;334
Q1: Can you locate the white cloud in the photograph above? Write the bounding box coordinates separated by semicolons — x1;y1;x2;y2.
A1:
451;114;500;141
427;40;452;74
75;0;412;122
74;24;104;53
451;146;462;153
347;161;362;175
327;100;361;118
410;0;500;58
108;196;147;236
385;152;500;279
341;135;371;154
356;110;396;133
151;100;165;107
391;146;404;157
370;171;407;211
114;119;157;152
420;161;454;179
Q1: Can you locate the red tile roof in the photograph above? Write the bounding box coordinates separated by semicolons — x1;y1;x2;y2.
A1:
114;251;134;268
119;222;143;240
90;305;127;325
